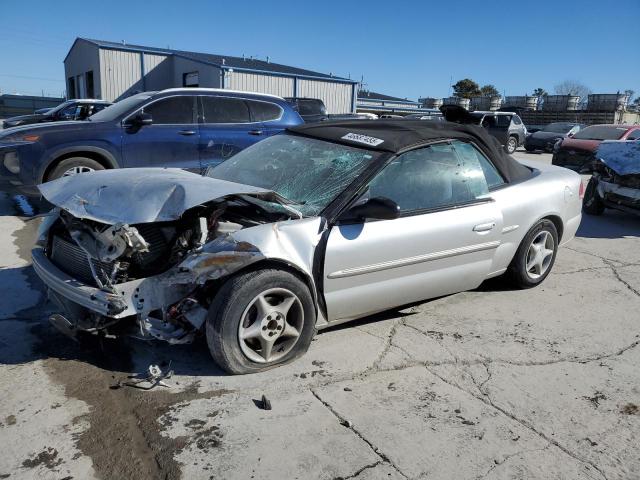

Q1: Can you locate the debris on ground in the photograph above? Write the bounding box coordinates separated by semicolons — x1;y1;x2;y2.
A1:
259;395;271;411
117;363;174;391
621;403;639;415
583;391;607;408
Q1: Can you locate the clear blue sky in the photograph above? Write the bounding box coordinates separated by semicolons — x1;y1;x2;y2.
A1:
1;0;638;100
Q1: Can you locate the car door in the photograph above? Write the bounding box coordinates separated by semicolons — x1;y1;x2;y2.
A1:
487;115;510;145
247;99;287;137
121;95;200;171
323;140;505;322
198;96;264;171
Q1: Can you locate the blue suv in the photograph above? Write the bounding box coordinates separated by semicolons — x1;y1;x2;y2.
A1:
0;88;303;195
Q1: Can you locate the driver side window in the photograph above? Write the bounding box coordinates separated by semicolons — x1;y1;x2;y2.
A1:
366;141;497;214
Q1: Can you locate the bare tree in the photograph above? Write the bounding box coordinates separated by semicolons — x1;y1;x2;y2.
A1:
554;80;591;98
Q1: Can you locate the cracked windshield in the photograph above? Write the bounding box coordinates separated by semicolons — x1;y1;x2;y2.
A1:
207;135;378;216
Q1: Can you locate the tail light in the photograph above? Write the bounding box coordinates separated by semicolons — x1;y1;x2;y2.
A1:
578;180;585;199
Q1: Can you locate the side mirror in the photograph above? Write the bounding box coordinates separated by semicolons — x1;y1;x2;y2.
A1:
342;196;400;222
567;132;574;138
129;112;153;127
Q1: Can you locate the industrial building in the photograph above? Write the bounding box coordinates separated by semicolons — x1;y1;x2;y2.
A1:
356;90;423;115
64;38;358;114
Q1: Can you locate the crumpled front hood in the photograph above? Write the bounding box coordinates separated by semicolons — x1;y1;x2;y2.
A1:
597;140;640;175
38;168;279;224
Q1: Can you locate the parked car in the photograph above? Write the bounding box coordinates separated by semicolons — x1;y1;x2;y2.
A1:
2;99;112;129
403;111;445;121
552;124;640;171
525;122;584;153
284;97;328;123
33;119;582;373
0;88;303;195
468;111;527;154
583;140;640;216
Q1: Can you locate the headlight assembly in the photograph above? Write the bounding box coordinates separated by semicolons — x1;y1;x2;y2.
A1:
3;151;20;174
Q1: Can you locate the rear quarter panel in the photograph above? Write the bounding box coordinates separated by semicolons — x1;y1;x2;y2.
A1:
488;161;582;275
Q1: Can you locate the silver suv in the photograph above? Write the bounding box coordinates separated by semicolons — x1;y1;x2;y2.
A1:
470;111;527;154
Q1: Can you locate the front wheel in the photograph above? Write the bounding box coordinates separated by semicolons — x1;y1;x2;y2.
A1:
505;136;518;154
47;157;104;181
206;269;316;374
507;219;559;288
583;177;605;216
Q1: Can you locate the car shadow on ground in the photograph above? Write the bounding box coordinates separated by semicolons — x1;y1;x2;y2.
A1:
577;210;640;239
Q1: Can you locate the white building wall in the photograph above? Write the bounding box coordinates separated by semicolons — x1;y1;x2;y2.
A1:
99;49;143;101
172;57;221;88
142;53;173;91
226;72;294;98
64;39;101;99
297;79;353;114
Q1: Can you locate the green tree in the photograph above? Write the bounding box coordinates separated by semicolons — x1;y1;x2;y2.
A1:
480;84;500;97
452;79;481;99
532;88;547;97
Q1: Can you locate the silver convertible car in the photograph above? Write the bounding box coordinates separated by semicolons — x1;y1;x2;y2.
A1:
33;119;583;374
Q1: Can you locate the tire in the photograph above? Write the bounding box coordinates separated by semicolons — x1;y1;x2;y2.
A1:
206;268;316;374
507;219;559;289
505;136;518;154
583;177;605;216
47;157;104;181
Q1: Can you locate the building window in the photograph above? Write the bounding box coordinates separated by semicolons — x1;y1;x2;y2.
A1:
67;77;76;99
86;71;94;98
183;71;199;87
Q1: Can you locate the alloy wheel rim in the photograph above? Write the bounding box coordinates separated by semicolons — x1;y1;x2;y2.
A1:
525;230;555;279
237;287;304;363
63;166;95;176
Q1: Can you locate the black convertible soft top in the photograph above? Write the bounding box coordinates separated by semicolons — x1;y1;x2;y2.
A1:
288;119;533;183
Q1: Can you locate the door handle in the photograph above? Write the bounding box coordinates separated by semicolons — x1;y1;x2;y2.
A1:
248;129;263;136
178;130;196;136
473;222;496;232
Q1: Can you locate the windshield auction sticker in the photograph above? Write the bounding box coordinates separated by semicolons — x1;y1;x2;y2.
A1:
341;133;384;146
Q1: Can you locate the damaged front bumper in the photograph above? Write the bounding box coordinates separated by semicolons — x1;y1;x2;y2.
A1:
32;246;194;327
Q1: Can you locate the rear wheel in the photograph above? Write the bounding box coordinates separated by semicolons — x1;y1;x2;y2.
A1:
47;157;104;181
505;136;518;154
507;219;558;288
206;269;316;374
583;177;605;216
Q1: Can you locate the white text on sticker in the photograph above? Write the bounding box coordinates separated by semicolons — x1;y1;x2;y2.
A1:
341;133;384;146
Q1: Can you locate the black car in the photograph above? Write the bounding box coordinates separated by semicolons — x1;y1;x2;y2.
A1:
525;122;584;153
2;99;112;129
284;97;328;123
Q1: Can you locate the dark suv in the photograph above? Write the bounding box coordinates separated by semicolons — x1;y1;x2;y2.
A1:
0;88;303;195
2;99;112;129
469;111;527;154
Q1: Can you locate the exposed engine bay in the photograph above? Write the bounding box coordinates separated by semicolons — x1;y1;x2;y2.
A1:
591;141;640;215
38;195;300;343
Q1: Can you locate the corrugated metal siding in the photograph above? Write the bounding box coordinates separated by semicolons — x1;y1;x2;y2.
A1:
99;49;142;101
297;79;352;114
143;54;167;74
226;72;294;97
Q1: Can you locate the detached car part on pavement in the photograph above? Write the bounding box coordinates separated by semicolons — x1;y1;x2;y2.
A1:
32;118;583;374
583;140;640;216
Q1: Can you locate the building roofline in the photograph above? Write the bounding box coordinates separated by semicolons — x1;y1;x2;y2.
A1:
67;37;358;84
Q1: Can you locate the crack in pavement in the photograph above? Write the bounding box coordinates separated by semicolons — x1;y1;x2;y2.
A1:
602;259;640;297
331;460;382;480
310;389;410;480
474;445;550;480
423;365;609;480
